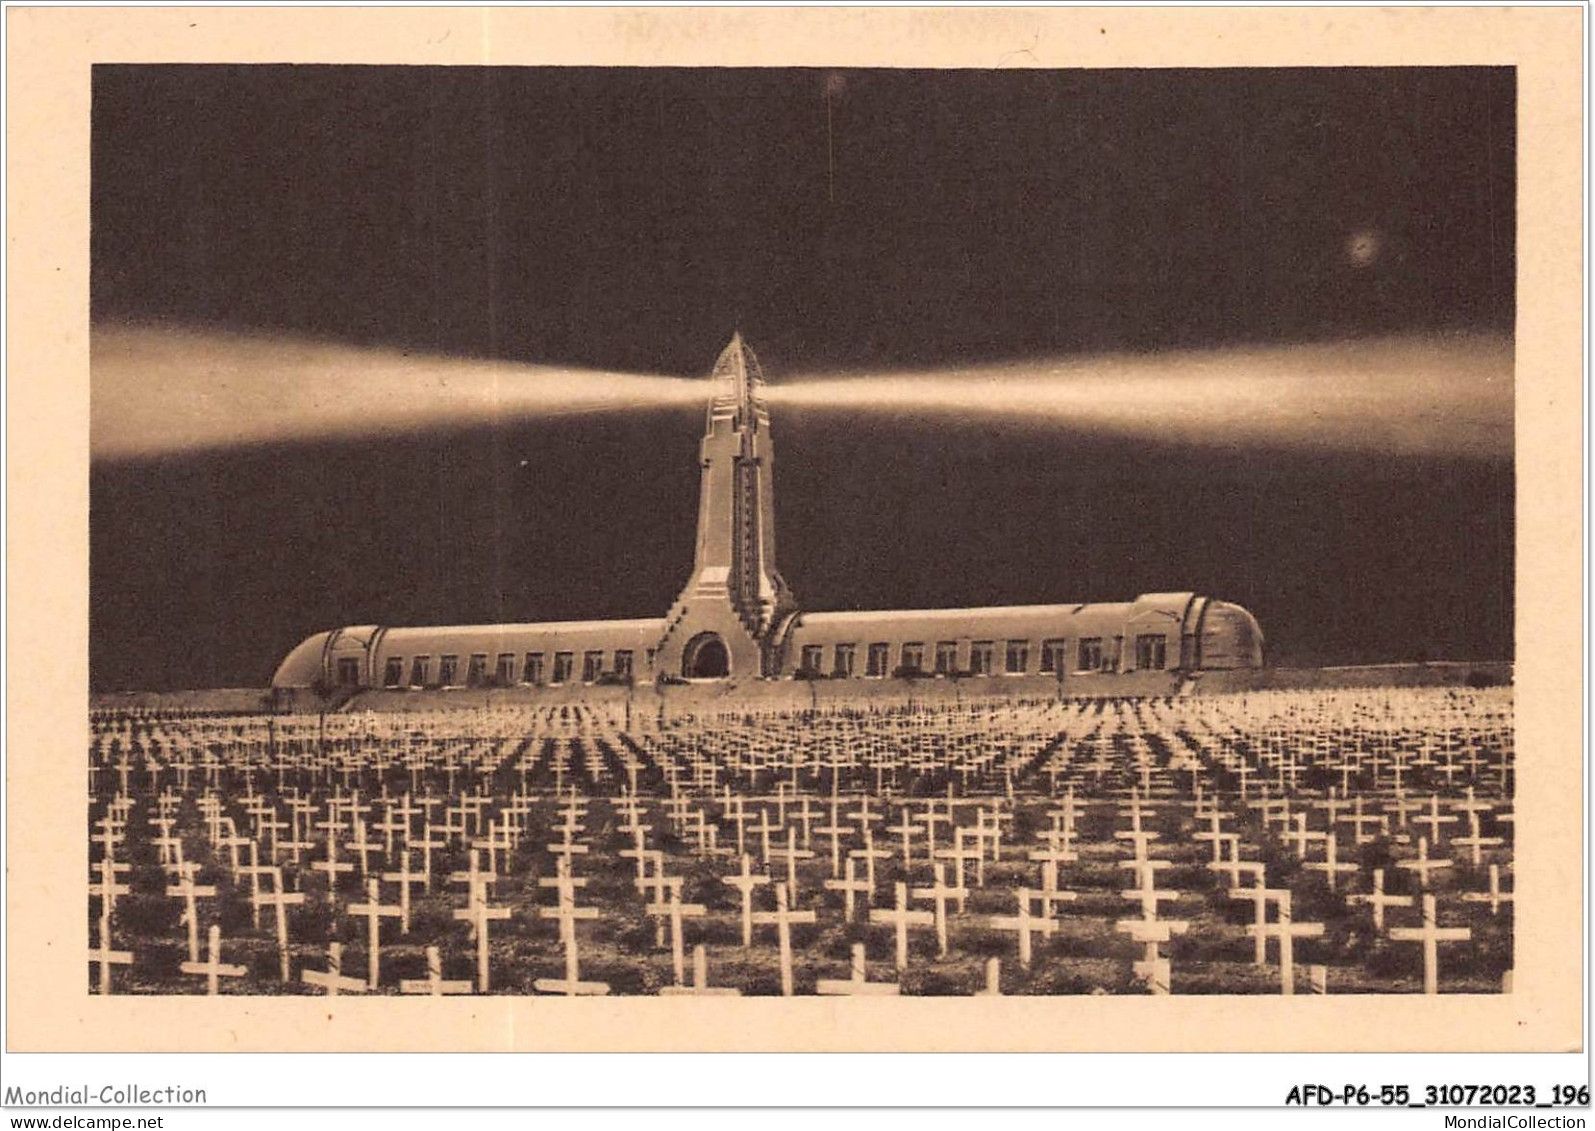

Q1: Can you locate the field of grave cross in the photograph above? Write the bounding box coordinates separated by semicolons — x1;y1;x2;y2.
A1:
88;685;1513;998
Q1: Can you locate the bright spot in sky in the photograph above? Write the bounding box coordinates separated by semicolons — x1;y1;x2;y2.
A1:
1346;229;1383;267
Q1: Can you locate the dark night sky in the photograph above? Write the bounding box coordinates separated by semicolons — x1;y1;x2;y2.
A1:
90;65;1515;691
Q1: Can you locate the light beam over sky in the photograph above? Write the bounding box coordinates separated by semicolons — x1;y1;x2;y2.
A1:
92;324;1511;462
91;324;706;460
770;334;1513;459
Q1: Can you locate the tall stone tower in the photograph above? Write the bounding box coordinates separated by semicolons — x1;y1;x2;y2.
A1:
653;334;798;680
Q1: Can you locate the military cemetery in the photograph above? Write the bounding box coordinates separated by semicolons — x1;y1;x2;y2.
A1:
88;683;1512;997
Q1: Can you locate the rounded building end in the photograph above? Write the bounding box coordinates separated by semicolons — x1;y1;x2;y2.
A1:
1200;601;1265;669
271;631;333;688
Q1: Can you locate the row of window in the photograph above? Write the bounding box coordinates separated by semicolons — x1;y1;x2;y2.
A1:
342;633;1175;687
795;634;1170;678
368;649;638;688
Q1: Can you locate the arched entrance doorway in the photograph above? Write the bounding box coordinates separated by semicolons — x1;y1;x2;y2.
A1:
682;632;731;679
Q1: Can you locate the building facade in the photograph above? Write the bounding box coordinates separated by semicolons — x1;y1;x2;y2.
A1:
273;336;1264;697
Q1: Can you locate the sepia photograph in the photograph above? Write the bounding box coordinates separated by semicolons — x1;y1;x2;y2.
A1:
5;5;1583;1082
84;58;1521;1002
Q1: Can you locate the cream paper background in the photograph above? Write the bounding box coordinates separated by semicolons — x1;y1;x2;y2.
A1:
5;6;1582;1053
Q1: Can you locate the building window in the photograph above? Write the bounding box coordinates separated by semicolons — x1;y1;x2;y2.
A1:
467;653;489;686
1135;634;1168;671
583;651;604;683
551;652;573;684
899;642;925;674
934;641;958;675
1006;640;1030;675
866;642;890;678
409;656;430;687
969;640;995;676
495;653;516;684
336;657;362;686
613;650;633;681
1077;638;1102;673
800;644;824;675
522;652;544;684
383;657;404;688
833;643;856;679
438;654;460;686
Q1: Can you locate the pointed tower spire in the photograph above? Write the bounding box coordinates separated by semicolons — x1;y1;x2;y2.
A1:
706;330;769;435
